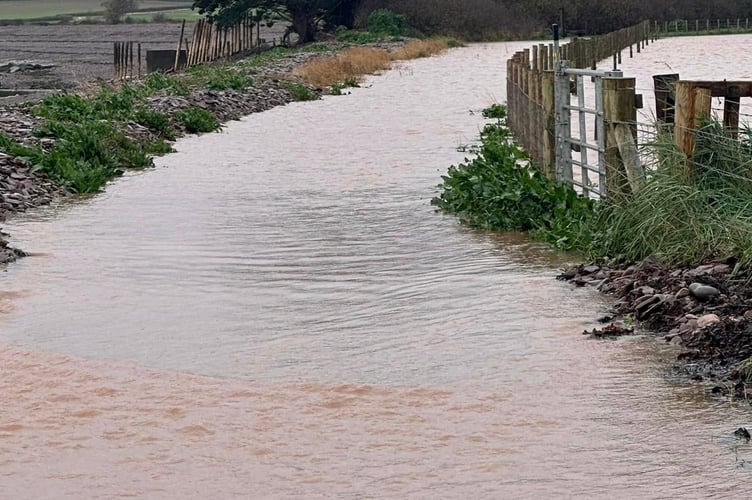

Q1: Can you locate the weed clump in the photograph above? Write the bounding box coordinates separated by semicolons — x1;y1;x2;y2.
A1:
435;106;752;275
176;107;220;134
281;81;319;101
432;105;594;249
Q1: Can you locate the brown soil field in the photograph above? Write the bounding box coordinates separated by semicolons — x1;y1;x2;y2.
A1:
0;23;287;98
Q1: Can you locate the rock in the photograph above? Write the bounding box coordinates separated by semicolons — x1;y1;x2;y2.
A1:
641;255;665;269
635;285;656;296
744;310;752;321
582;265;600;275
689;282;720;300
697;313;721;328
735;427;751;441
712;264;731;275
675;287;690;299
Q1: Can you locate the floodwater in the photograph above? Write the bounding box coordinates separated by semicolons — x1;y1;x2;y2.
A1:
2;37;752;498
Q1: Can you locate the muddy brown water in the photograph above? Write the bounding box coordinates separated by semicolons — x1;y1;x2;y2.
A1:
2;38;752;498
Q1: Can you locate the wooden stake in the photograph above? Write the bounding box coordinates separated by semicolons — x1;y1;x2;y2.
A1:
174;19;186;71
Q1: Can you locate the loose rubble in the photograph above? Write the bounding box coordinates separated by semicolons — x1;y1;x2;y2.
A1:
560;256;752;396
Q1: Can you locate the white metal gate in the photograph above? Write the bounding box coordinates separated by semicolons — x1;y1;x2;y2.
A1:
555;61;622;198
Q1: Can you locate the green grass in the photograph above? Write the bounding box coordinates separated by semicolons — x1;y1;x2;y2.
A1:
184;64;252;91
280;81;318;101
239;47;294;68
0;0;192;21
176;107;220;134
583;121;752;273
123;8;200;22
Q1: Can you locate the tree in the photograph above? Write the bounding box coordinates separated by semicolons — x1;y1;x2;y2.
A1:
102;0;138;24
192;0;361;43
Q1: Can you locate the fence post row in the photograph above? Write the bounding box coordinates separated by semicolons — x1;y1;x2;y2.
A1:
115;14;263;77
113;41;138;80
507;20;649;199
183;14;260;70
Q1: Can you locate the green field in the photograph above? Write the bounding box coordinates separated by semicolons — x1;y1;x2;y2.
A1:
125;8;201;22
0;0;193;21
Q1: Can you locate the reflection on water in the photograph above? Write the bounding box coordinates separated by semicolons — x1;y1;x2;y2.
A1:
1;37;752;497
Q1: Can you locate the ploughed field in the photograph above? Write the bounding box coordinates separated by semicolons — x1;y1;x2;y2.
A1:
0;23;286;95
0;24;184;91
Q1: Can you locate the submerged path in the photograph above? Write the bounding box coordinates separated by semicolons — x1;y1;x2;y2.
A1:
0;39;751;497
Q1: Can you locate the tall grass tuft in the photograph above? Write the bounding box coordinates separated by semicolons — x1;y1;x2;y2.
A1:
297;39;452;88
585;120;752;274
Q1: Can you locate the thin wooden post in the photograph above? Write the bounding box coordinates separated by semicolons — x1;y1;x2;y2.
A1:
603;77;639;201
653;73;679;126
113;42;119;79
723;85;741;138
674;81;711;182
128;41;134;79
137;42;141;78
174;19;186;71
542;70;556;178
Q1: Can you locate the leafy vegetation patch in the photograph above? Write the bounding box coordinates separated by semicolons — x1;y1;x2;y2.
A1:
435;105;752;275
281;81;319;101
185;64;252;90
175;107;221;134
432;105;594;250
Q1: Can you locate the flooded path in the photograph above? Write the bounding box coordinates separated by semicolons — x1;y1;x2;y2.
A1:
2;38;752;497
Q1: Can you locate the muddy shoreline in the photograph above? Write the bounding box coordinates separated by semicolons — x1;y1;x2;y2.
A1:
562;258;752;398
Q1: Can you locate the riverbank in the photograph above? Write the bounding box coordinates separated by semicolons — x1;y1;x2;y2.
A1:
0;37;449;263
433;107;752;399
562;257;752;398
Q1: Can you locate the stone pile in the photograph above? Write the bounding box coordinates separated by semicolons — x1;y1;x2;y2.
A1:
561;257;752;388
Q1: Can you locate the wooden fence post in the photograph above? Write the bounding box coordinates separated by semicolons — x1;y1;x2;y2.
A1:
724;85;741;137
174;19;186;71
653;73;679;126
603;77;640;201
542;70;556;178
113;42;119;79
674;81;711;182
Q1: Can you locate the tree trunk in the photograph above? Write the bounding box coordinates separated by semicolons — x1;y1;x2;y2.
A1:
291;8;316;43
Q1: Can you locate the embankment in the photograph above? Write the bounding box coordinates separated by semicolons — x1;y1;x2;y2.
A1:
0;37;449;263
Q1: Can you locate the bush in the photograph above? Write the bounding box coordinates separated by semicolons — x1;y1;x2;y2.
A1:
176;107;220;134
366;8;406;36
432;105;594;249
102;0;137;24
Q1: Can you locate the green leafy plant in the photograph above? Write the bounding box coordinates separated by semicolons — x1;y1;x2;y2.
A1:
176;107;220;133
432;105;594;249
482;103;506;119
134;107;175;139
281;81;319;101
143;72;189;95
366;9;406;36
